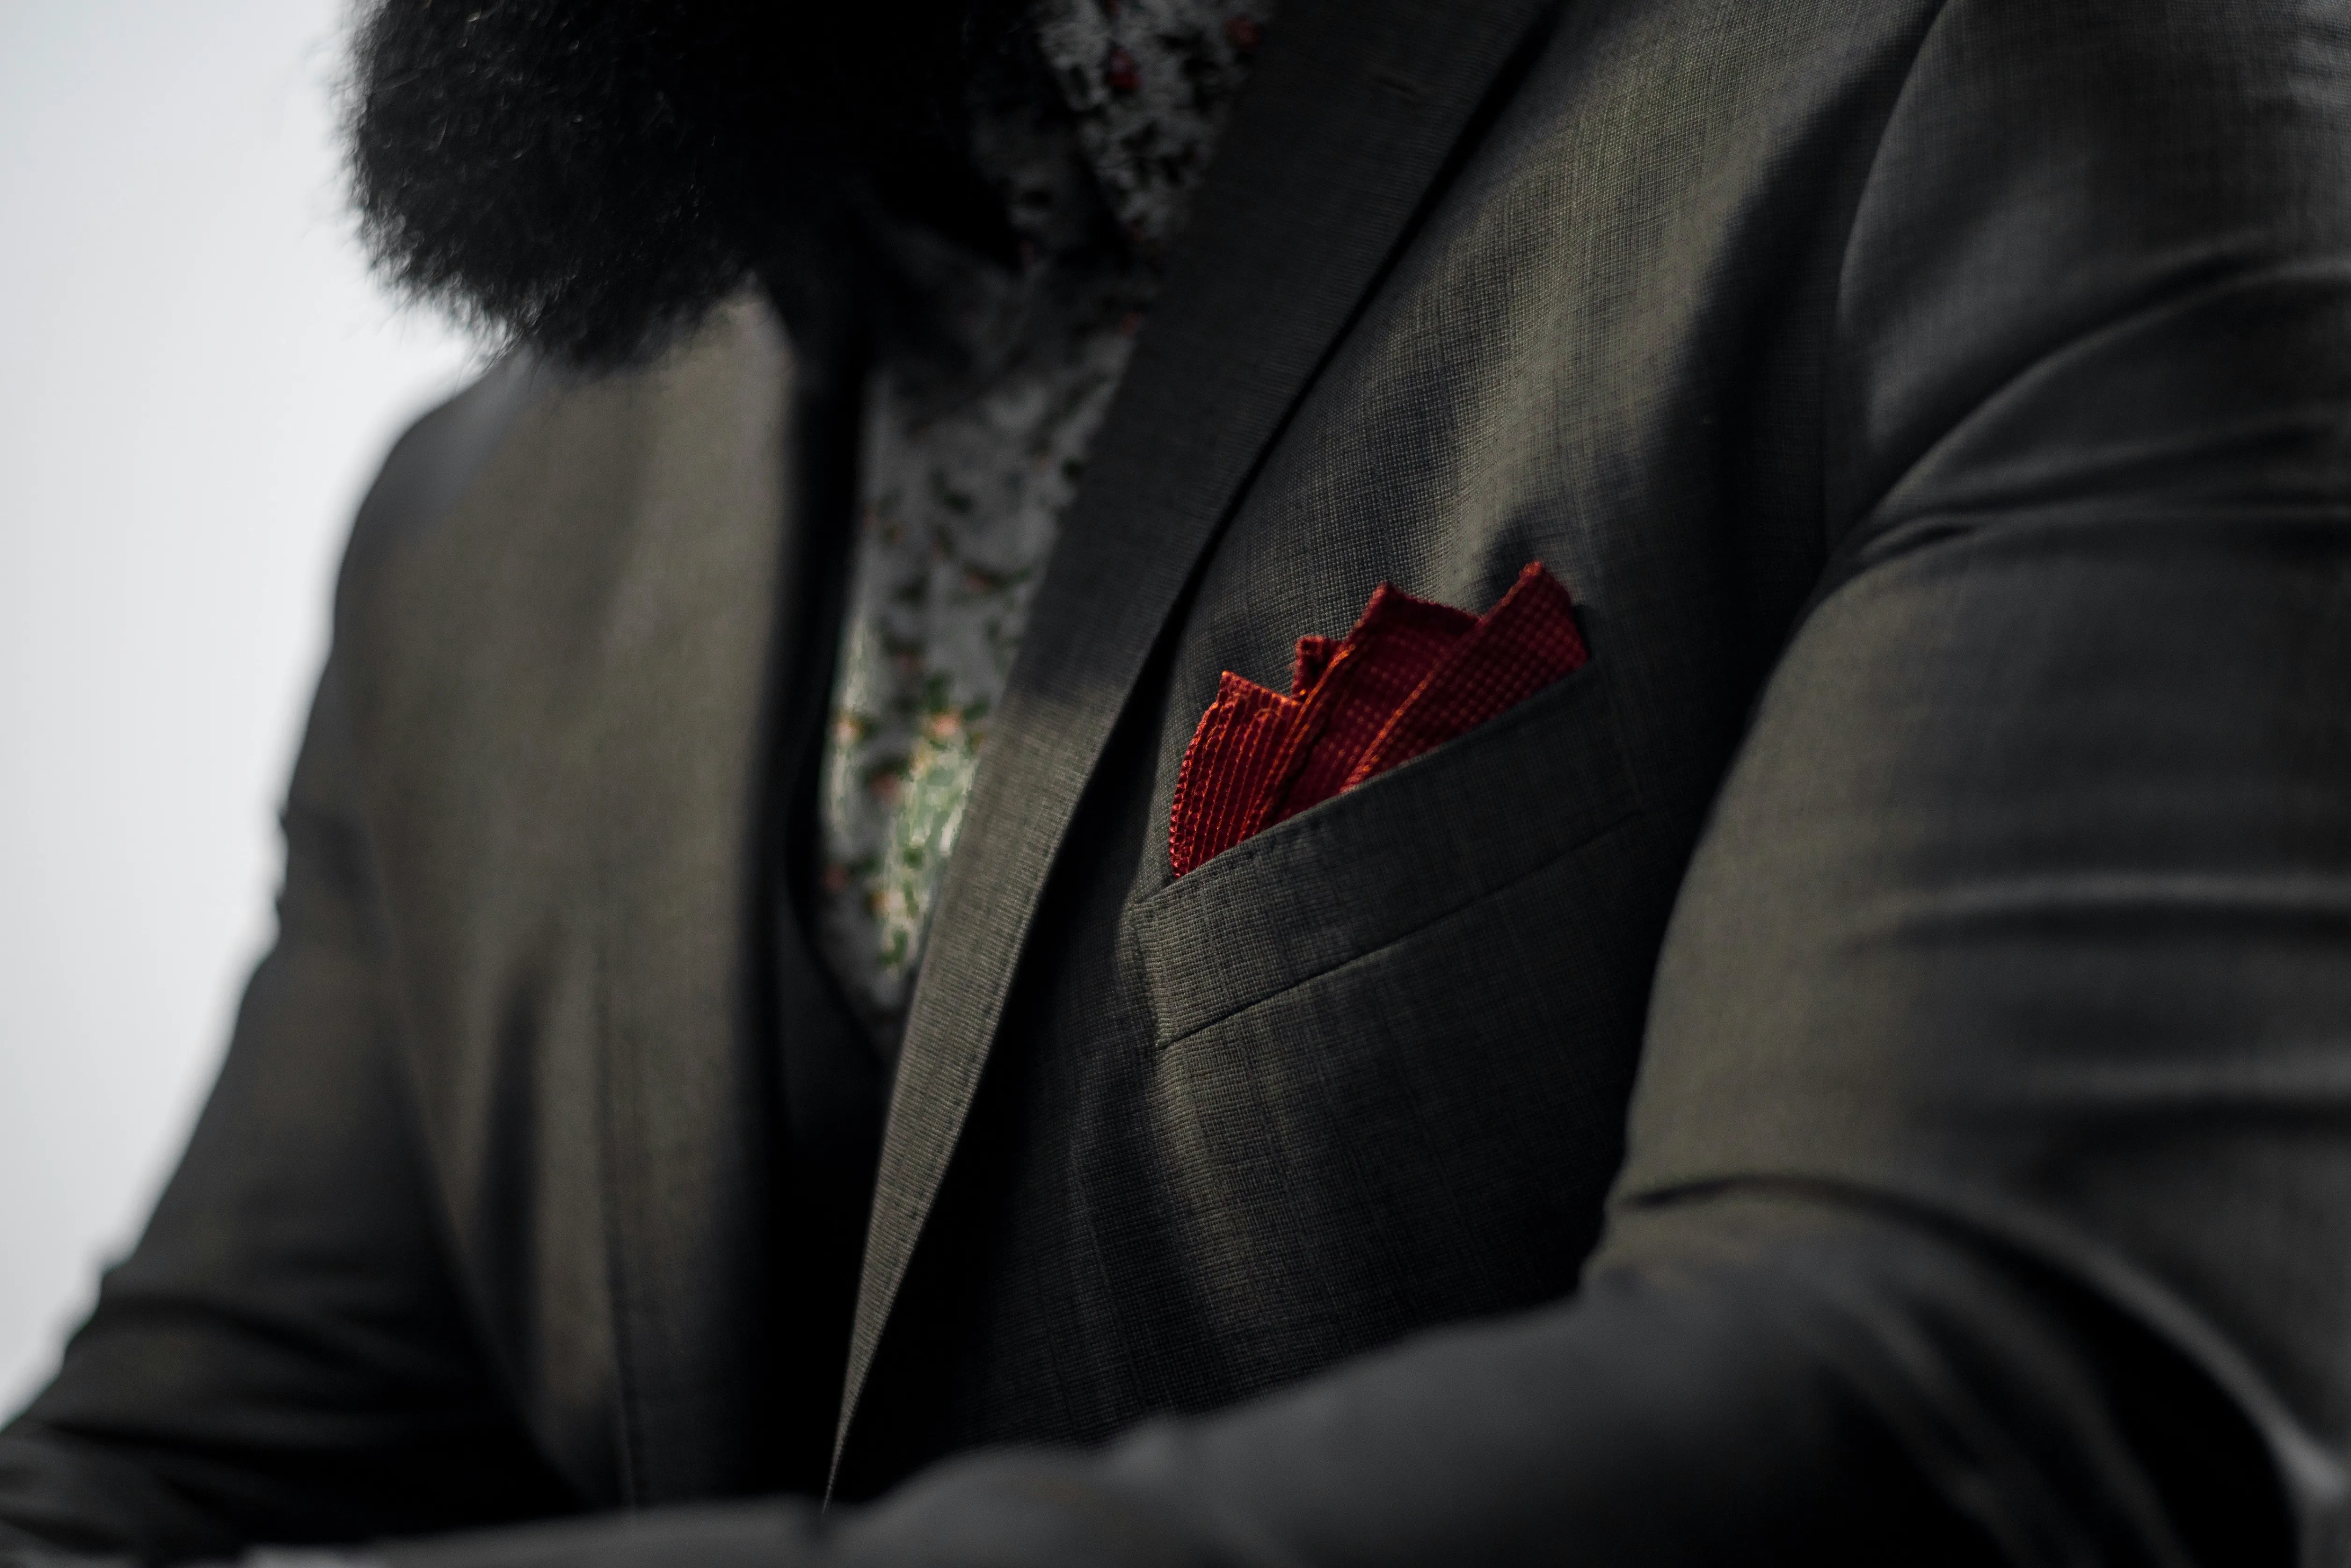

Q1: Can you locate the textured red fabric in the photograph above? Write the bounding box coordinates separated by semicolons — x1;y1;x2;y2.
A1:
1347;563;1587;787
1168;562;1589;878
1267;588;1475;823
1169;672;1304;877
1290;635;1337;697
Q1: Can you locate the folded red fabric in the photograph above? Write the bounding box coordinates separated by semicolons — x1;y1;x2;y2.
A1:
1169;562;1589;877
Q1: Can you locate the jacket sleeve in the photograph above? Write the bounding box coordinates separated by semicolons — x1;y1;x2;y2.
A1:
1599;0;2351;1551
0;398;582;1561
369;0;2351;1564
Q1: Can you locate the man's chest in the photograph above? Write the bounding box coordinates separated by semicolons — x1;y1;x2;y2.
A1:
837;0;1946;1475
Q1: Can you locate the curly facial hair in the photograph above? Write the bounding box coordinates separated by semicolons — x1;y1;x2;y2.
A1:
344;0;1005;367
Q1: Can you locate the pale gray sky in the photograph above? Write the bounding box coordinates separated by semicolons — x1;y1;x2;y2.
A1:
0;0;476;1408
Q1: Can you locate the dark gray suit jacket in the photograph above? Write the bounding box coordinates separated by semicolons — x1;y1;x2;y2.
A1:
6;0;2349;1561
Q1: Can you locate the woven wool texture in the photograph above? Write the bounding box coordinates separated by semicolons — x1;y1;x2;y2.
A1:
1169;562;1588;876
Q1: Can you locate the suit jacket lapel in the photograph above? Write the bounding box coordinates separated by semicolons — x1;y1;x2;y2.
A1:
583;303;807;1502
837;0;1565;1466
354;298;804;1505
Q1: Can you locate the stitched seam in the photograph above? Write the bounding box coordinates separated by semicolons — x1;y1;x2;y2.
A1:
1154;803;1642;1048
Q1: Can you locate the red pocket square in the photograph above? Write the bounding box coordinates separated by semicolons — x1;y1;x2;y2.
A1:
1169;562;1589;877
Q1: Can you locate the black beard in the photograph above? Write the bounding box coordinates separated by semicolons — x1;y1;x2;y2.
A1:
345;0;1015;367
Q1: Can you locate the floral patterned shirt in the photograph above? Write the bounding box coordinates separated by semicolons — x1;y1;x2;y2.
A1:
816;0;1275;1050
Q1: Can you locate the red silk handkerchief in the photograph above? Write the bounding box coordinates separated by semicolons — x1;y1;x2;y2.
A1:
1169;562;1589;877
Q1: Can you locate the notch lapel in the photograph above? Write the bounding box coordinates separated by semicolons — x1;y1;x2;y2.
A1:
837;0;1565;1467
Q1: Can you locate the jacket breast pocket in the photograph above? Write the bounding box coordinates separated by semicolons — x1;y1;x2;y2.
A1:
1129;659;1642;1048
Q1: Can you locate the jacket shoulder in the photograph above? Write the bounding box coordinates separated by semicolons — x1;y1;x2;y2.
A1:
334;295;795;629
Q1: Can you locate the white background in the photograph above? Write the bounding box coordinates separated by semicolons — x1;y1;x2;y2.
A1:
0;2;476;1411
